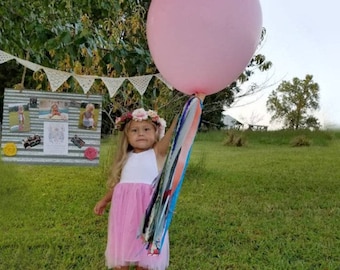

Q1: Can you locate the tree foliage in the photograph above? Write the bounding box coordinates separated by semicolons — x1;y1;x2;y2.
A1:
266;75;320;130
0;0;272;131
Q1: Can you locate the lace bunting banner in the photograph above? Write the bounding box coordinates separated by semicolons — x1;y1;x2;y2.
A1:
15;58;42;72
74;75;96;94
0;50;15;64
101;77;126;97
43;67;71;92
0;49;172;96
128;75;153;96
155;73;173;90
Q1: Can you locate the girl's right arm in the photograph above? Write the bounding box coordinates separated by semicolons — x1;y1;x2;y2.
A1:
155;115;179;158
93;188;113;216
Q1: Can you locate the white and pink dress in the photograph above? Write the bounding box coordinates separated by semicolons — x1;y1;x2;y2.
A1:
105;149;169;270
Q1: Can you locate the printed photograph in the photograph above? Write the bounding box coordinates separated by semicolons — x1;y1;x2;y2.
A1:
39;99;69;121
9;103;30;132
29;97;38;108
78;102;100;130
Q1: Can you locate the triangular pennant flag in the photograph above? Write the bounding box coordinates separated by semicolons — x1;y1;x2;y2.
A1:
155;73;173;90
43;67;71;92
15;58;42;72
0;50;15;64
73;75;96;94
102;77;126;97
128;75;153;96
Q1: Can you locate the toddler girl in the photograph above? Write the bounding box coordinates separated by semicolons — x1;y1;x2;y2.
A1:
82;103;95;129
49;103;61;118
17;105;25;130
94;108;177;270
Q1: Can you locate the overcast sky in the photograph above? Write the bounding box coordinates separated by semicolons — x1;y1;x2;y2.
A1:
225;0;340;129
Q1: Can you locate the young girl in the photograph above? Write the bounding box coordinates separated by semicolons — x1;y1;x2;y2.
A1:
82;103;95;129
94;108;177;270
17;105;25;131
49;103;61;118
48;103;68;120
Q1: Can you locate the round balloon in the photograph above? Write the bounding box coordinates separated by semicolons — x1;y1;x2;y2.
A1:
147;0;262;95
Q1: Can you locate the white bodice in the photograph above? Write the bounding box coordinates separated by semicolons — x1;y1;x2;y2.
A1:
120;149;159;184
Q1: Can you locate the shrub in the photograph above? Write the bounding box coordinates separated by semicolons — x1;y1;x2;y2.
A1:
290;135;311;147
223;130;246;147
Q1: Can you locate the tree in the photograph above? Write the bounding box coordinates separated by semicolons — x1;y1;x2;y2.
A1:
0;0;272;131
0;0;161;130
266;74;320;130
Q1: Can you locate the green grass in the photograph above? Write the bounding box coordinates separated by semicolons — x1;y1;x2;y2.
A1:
1;131;340;269
9;110;31;132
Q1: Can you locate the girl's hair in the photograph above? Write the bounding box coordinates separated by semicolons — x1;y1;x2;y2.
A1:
107;120;158;188
86;103;94;111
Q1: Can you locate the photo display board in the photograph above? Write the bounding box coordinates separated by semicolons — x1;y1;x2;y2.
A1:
1;89;102;166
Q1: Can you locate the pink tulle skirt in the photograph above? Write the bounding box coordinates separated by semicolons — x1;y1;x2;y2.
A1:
105;183;169;270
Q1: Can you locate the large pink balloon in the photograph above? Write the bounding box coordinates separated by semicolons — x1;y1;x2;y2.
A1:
147;0;262;95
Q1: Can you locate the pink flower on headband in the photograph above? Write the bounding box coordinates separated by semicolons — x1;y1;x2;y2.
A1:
132;108;148;121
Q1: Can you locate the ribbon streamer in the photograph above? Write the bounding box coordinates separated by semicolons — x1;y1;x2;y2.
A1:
140;96;202;254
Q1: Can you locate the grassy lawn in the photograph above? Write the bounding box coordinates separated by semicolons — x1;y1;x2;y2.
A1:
1;130;339;269
9;110;31;132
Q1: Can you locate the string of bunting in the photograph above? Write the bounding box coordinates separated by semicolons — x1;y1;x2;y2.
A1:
0;49;173;96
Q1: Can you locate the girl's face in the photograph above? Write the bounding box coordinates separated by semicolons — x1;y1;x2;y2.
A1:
126;120;157;153
52;105;59;114
87;105;94;112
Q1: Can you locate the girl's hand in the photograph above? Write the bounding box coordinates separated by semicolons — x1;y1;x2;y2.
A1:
94;189;113;216
94;200;108;216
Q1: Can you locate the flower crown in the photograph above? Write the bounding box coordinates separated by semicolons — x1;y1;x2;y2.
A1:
115;108;167;138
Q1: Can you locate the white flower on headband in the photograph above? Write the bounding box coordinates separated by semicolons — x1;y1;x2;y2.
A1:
158;118;167;129
157;118;167;139
147;110;158;119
